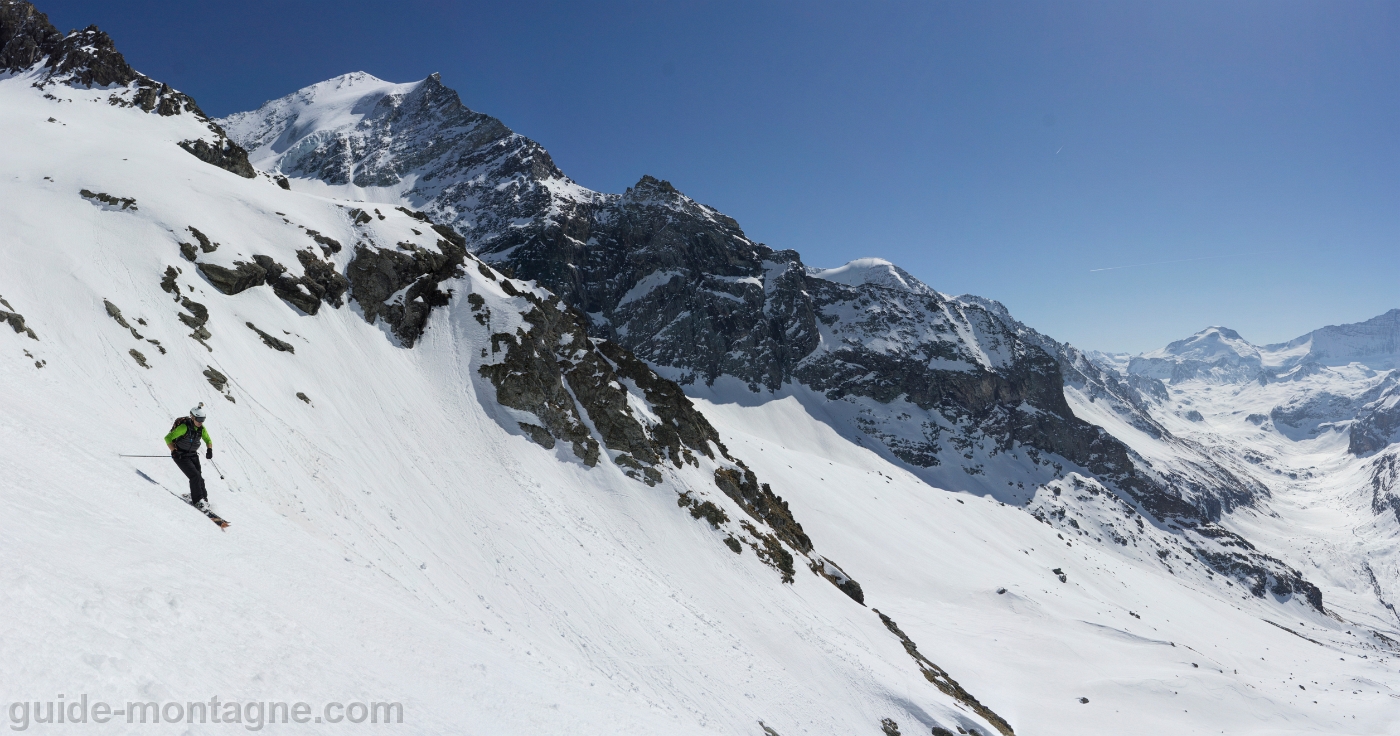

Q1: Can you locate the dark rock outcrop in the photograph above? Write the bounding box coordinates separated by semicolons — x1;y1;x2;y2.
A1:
178;296;211;347
874;609;1015;736
198;261;267;296
188;227;218;253
0;306;37;340
246;322;294;353
80;189;136;210
295;250;349;308
252;255;319;315
346;234;465;347
102;299;130;328
159;266;181;298
178;138;256;179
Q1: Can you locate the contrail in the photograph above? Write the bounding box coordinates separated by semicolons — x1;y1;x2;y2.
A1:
1088;252;1267;273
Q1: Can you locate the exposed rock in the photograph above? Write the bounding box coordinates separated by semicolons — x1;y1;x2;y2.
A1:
346;236;465;347
202;366;228;391
874;609;1015;736
476;293;602;468
198;261;267;295
188;226;218;253
296;392;311;405
0;303;38;340
713;464;811;555
79;189;136;211
246;322;294;353
810;557;864;605
1368;453;1400;527
178;296;211;348
127;348;148;368
295;250;349;308
880;718;900;736
102;299;130;328
678;494;728;528
739;521;796;583
303;229;342;255
177;138;256;179
252;255;320;314
160;266;180;298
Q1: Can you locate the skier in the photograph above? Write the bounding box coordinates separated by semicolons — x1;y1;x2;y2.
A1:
165;403;214;510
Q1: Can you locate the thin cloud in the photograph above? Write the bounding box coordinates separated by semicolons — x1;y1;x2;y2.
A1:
1089;252;1268;273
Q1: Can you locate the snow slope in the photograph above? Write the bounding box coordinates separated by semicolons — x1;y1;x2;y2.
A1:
0;64;1009;734
690;384;1400;734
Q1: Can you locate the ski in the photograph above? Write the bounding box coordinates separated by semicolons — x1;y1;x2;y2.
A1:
173;491;230;530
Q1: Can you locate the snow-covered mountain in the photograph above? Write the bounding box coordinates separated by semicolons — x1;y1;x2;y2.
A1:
1107;315;1400;655
229;76;1333;608
218;71;596;249
5;3;1400;732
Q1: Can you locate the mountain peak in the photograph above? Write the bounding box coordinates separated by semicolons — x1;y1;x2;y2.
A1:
1130;325;1262;383
1156;325;1257;359
1;2;137;88
810;258;938;297
629;174;679;196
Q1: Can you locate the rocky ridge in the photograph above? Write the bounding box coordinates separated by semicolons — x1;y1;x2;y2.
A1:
221;72;1332;611
0;0;253;178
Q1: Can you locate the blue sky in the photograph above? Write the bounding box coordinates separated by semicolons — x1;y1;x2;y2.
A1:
46;1;1399;352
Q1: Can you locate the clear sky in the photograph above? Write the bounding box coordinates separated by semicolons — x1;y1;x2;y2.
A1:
43;0;1399;353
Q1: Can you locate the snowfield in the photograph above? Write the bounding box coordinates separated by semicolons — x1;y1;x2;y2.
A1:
3;21;1400;736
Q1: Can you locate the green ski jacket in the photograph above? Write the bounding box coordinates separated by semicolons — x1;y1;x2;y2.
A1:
165;420;213;453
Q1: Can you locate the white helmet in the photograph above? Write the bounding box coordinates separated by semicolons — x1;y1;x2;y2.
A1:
190;402;207;421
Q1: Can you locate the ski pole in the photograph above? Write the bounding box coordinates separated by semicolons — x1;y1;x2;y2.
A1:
210;458;226;480
118;454;170;457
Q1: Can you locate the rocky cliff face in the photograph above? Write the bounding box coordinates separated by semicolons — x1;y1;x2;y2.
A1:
220;71;596;239
463;171;1319;608
222;72;1330;611
1350;376;1400;456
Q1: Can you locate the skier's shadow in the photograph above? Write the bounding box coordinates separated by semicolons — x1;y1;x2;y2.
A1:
135;469;161;486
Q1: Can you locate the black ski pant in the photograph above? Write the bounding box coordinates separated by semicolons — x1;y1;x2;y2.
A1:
172;452;207;504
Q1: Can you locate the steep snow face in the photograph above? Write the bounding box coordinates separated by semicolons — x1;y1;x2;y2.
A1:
809;257;940;297
1266;308;1400;371
0;57;1025;735
218;72;601;247
218;72;418;156
1130;326;1265;383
